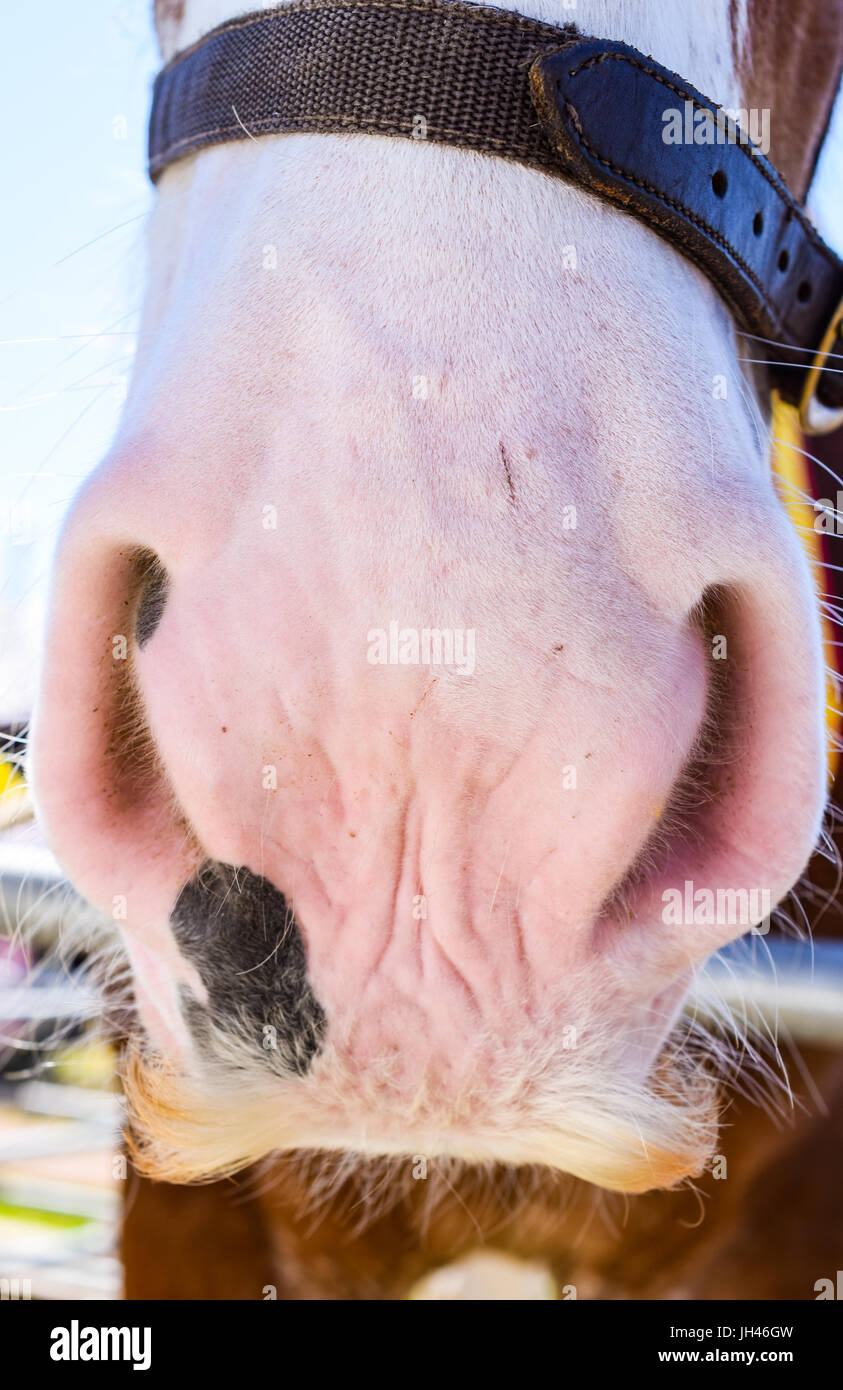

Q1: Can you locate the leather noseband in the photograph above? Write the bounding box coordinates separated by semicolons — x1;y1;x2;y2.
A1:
148;0;843;433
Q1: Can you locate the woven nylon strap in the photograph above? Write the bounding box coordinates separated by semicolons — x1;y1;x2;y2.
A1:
148;0;576;179
148;0;843;421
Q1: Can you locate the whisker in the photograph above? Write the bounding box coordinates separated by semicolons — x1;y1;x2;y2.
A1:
737;358;843;374
740;331;843;362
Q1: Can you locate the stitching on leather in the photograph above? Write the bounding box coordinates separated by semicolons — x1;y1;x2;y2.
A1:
148;1;842;351
150;4;833;269
567;49;835;264
560;99;778;320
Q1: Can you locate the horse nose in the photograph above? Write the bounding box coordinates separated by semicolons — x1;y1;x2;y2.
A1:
30;433;829;1031
28;449;195;932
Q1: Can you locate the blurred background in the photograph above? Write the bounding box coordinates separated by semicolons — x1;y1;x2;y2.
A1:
0;0;157;1300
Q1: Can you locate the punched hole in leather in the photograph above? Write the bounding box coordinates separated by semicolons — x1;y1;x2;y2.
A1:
528;38;843;422
144;0;843;430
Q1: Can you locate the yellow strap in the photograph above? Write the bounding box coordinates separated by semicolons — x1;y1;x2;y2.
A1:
772;394;841;783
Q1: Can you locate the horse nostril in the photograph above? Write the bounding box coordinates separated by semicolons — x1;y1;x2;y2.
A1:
134;552;170;648
29;534;197;930
598;589;728;925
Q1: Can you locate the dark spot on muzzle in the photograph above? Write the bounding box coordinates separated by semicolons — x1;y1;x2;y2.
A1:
170;862;326;1075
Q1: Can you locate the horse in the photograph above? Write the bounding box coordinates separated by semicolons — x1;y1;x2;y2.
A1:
28;0;843;1297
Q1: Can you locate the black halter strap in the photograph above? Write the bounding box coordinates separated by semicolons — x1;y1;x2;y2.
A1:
148;0;843;431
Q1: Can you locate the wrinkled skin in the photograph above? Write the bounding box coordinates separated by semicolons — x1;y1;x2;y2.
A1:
30;0;830;1189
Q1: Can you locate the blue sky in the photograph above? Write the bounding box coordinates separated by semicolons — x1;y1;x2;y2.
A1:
0;0;158;714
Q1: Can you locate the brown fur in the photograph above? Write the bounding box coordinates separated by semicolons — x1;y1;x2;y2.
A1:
153;0;187;60
121;1046;843;1299
737;0;843;199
